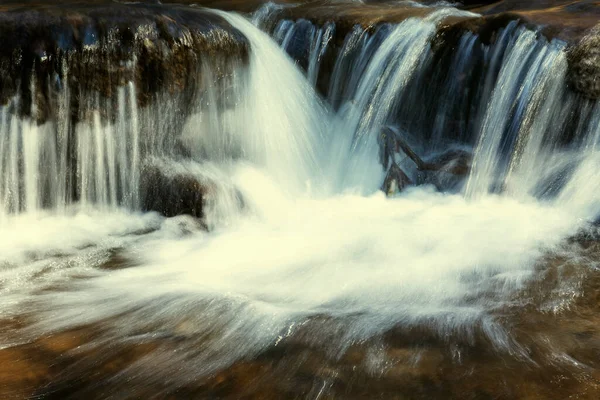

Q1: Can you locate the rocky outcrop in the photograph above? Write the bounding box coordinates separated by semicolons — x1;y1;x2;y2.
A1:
433;12;529;49
0;1;249;122
471;0;600;41
257;1;599;103
567;24;600;100
139;162;245;222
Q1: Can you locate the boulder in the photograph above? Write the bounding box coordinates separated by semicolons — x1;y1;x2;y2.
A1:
140;164;206;220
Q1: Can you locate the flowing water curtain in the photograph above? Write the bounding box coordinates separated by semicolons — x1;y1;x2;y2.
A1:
268;10;600;207
272;18;335;87
0;45;254;216
263;8;486;194
0;80;73;215
75;83;141;210
429;31;480;148
217;11;329;195
0;65;144;216
3;4;600;218
328;24;391;111
0;99;22;215
556;102;600;216
327;10;479;192
466;28;549;198
464;27;600;204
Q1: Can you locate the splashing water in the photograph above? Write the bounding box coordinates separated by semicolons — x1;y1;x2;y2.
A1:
1;3;600;390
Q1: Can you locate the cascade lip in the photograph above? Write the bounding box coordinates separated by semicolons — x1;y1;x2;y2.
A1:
0;1;250;56
0;0;251;120
256;1;600;100
3;0;599;41
469;0;600;42
1;0;598;107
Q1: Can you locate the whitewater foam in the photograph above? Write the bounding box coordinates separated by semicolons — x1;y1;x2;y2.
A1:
0;4;599;383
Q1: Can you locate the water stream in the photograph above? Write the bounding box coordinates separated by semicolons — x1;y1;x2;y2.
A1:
1;2;600;397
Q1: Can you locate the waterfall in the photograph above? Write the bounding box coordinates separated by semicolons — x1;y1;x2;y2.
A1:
2;3;600;396
215;11;329;195
0;82;143;215
273;19;335;86
0;12;324;216
465;31;563;198
266;11;600;213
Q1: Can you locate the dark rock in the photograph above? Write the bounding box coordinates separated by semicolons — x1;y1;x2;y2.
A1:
434;12;526;50
455;0;499;7
380;127;471;194
0;1;249;122
382;162;412;195
471;0;600;41
422;149;472;176
383;127;471;176
415;150;472;192
140;164;206;220
567;24;600;100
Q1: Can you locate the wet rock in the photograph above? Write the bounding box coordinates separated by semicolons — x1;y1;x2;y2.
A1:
0;1;249;122
140;164;207;220
97;248;140;271
434;12;527;49
422;149;472;176
568;24;600;100
384;347;445;386
412;149;472;192
379;127;472;195
471;0;600;41
279;1;431;37
36;328;90;355
457;0;499;7
382;127;471;186
382;162;412;196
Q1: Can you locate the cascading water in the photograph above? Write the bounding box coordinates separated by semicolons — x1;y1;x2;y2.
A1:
270;8;600;208
2;1;600;398
273;19;335;86
0;78;142;215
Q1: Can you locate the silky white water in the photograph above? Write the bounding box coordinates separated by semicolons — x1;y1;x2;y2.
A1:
0;168;587;367
0;5;600;381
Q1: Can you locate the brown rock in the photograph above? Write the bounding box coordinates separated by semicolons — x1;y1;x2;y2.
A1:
568;24;600;100
0;347;50;399
0;1;249;121
140;164;207;220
